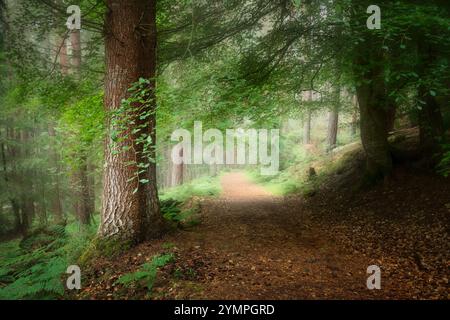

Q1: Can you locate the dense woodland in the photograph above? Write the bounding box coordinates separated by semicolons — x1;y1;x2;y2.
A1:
0;0;449;300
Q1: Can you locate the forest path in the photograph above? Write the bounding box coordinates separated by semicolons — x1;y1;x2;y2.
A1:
166;171;377;299
82;170;448;299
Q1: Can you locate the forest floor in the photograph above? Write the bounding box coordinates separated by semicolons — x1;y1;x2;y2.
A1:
78;170;449;300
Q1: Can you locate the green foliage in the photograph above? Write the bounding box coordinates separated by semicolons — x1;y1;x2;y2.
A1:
161;199;198;227
0;221;97;300
115;253;174;293
160;176;221;202
110;78;156;193
247;169;302;196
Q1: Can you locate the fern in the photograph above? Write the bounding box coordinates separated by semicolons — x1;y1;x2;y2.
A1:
116;253;174;292
0;223;96;300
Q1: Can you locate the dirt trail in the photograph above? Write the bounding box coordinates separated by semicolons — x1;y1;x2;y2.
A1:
83;169;448;299
219;172;272;199
163;171;388;299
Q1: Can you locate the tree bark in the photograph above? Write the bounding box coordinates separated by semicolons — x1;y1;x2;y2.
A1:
59;36;69;75
326;85;340;151
303;92;312;145
70;29;81;76
350;95;359;137
171;147;184;186
303;110;311;145
100;0;165;242
352;9;392;179
327;109;339;151
356;80;392;179
73;156;91;226
87;162;96;216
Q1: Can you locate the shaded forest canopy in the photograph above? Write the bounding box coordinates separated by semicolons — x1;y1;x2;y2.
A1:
0;0;449;300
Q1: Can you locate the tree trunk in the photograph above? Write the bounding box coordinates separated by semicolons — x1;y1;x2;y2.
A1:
87;162;96;215
356;82;392;180
326;85;340;151
303;92;312;145
351;95;359;137
70;29;81;76
74;156;91;226
327;109;339;151
353;17;392;179
68;27;93;226
171;147;184;186
100;0;164;242
48;124;65;225
59;36;69;75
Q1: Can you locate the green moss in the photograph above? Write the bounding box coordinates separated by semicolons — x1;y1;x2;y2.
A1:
79;236;133;266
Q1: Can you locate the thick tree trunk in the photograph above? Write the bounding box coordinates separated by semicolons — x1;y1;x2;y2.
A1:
352;0;392;180
100;0;164;242
356;82;392;179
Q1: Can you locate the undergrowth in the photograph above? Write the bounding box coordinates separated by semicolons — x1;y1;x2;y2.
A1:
0;220;97;300
159;175;221;202
115;253;174;294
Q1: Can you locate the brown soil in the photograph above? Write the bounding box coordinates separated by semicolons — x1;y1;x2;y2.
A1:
78;171;449;300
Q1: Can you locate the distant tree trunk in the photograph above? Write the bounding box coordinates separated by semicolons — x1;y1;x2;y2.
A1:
19;129;34;234
99;0;165;242
327;109;339;151
327;85;340;151
68;27;93;226
1;128;23;234
303;92;312;145
87;162;96;215
70;29;81;76
59;36;69;75
48;124;65;225
77;156;91;225
350;95;359;137
3;126;24;234
171;147;184;186
11;200;22;234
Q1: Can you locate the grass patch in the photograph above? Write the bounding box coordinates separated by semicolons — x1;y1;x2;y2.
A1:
160;175;221;202
246;169;303;196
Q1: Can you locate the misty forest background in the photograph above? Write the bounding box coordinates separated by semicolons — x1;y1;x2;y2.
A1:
0;0;449;299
